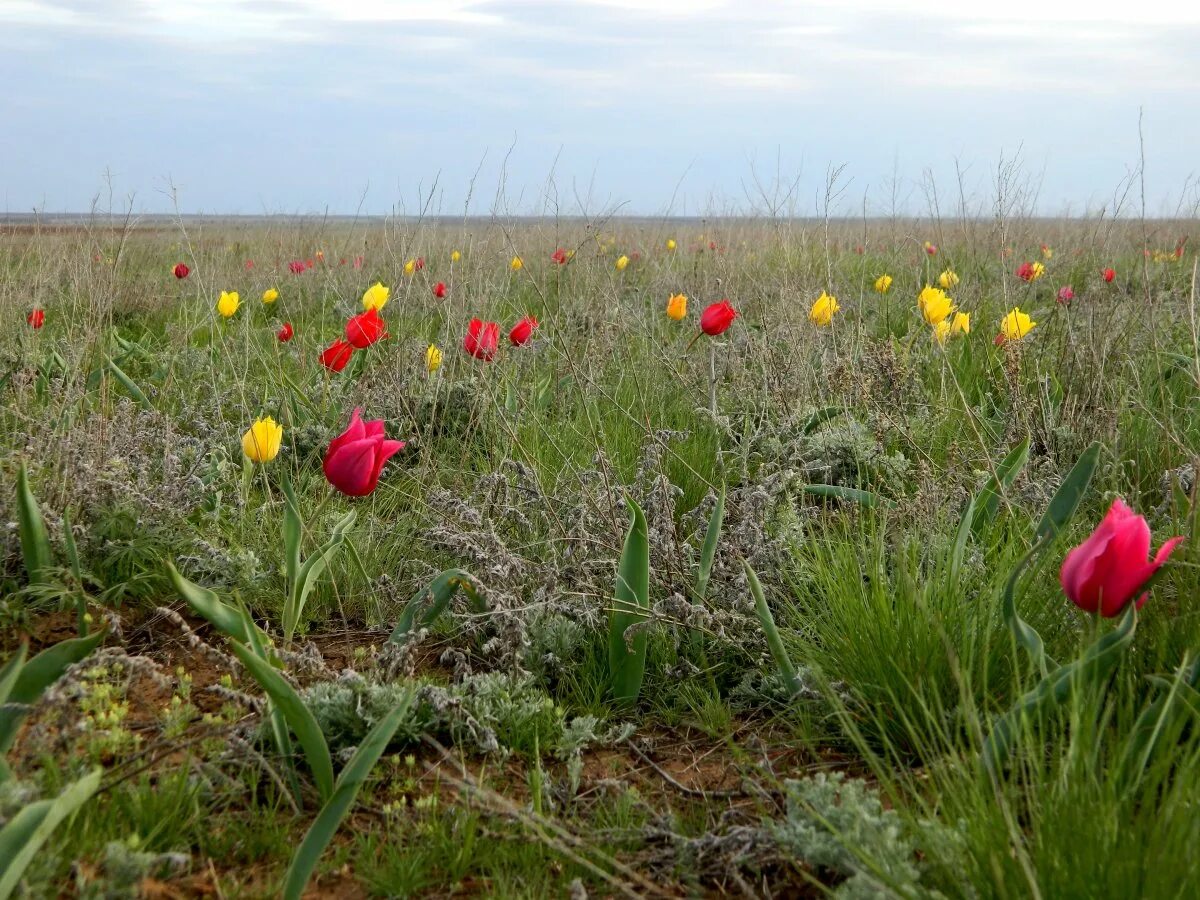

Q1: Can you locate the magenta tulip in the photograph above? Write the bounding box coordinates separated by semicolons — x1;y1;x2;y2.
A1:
1060;498;1183;617
323;408;405;497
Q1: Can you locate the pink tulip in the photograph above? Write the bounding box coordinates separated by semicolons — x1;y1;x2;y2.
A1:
1057;286;1074;304
1060;498;1183;617
323;408;405;497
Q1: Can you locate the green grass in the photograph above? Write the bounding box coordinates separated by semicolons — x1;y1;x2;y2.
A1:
2;214;1199;896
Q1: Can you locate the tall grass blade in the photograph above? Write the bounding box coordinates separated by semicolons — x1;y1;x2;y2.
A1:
745;560;803;696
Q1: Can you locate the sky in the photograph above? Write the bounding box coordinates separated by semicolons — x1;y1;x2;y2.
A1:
2;0;1200;217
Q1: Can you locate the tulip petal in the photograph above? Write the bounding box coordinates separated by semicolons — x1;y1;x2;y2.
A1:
324;437;381;497
325;408;366;460
1084;514;1153;617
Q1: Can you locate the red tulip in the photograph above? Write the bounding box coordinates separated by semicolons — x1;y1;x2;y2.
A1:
353;256;364;270
1057;286;1075;304
708;241;717;251
244;260;255;270
925;243;938;256
463;318;500;360
345;309;388;349
27;308;44;329
173;263;190;279
289;260;305;274
433;281;447;299
414;257;425;271
320;339;355;372
551;248;568;265
277;322;294;342
305;259;314;270
1060;498;1182;617
509;315;538;346
323;408;405;497
700;300;737;336
1015;261;1035;282
1103;267;1116;283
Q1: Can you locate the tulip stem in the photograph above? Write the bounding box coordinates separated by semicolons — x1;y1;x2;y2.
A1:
708;344;719;418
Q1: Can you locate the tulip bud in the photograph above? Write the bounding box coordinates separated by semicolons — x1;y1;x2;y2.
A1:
323;408;405;497
173;263;190;279
277;322;294;342
464;318;500;360
320;339;355;372
699;300;737;336
27;308;45;329
242;416;283;463
509;315;538;346
1060;499;1182;617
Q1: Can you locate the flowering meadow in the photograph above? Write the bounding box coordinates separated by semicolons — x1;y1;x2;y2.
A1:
2;213;1199;897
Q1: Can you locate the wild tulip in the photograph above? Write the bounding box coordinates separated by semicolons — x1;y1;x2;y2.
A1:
217;291;240;318
551;248;568;265
353;255;365;269
666;293;687;321
27;308;44;329
1057;285;1075;304
305;259;314;269
245;259;255;270
998;307;1036;342
924;241;938;256
262;287;279;304
433;281;447;299
345;309;388;349
615;255;629;271
425;344;443;373
1016;261;1045;282
933;319;952;346
809;292;839;327
320;339;355;372
277;322;294;342
242;416;283;463
1060;498;1183;617
1041;243;1053;259
666;238;677;251
918;285;955;326
361;282;390;312
414;257;425;271
450;250;461;263
950;311;970;335
510;256;524;271
700;300;737;336
323;408;405;497
464;318;500;360
289;260;305;274
173;263;190;279
938;269;959;289
874;274;893;294
509;315;538;347
1103;267;1116;283
403;259;416;276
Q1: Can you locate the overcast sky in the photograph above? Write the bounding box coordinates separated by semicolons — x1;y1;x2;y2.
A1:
3;0;1199;217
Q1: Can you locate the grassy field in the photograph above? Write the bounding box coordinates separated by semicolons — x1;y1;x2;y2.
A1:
1;211;1199;897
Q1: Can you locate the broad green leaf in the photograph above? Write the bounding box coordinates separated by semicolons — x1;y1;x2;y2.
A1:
608;498;650;706
166;562;268;647
0;629;107;754
693;484;725;604
282;692;414;900
0;645;27;709
388;569;487;644
0;768;102;900
970;436;1030;538
228;642;334;803
105;357;151;409
1034;441;1101;543
984;604;1136;773
15;464;52;586
745;561;803;696
801;406;844;435
284;510;356;644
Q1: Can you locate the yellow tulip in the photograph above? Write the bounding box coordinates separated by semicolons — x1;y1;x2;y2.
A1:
425;344;443;373
616;255;629;271
510;256;523;271
666;293;687;321
666;238;677;251
1029;261;1045;281
999;308;1036;341
362;282;390;312
261;288;279;304
1041;244;1054;259
451;250;462;262
241;416;283;463
217;291;240;318
809;291;839;327
918;285;955;326
874;274;893;294
403;259;416;276
933;319;952;346
951;311;970;335
937;269;959;289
